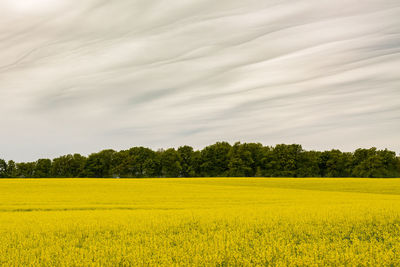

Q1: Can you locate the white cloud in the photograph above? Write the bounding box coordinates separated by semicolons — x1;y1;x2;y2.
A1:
0;0;399;161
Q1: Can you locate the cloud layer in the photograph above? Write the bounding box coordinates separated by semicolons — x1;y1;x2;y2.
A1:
1;0;400;161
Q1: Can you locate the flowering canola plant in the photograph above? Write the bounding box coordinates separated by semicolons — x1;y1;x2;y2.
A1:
0;178;400;266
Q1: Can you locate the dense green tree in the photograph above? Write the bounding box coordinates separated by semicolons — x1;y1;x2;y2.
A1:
297;151;321;177
178;146;196;177
0;159;7;178
16;162;36;178
111;148;160;177
6;160;16;178
228;142;254;177
377;149;399;177
200;142;231;176
160;148;182;177
128;147;158;177
258;146;274;177
34;159;52;178
245;143;265;175
190;150;202;177
228;142;265;177
71;154;87;177
52;154;86;177
143;155;161;177
84;150;116;178
352;148;399;178
269;144;303;177
397;156;400;175
52;155;69;177
110;150;130;177
319;150;352;177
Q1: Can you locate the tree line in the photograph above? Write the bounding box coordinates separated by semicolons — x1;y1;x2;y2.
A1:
1;142;399;178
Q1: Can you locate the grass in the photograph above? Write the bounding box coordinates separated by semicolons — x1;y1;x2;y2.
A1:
1;178;400;266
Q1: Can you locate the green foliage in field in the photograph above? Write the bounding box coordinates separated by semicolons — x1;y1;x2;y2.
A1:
1;142;400;178
1;178;400;266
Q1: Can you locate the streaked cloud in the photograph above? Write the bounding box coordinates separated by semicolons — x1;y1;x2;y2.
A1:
0;0;399;161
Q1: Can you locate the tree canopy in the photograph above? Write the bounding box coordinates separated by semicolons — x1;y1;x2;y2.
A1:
1;143;399;178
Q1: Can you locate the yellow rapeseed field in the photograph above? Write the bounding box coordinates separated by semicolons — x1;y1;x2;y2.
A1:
1;178;400;266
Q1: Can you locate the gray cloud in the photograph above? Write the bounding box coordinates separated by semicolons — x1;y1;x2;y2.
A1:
0;0;400;161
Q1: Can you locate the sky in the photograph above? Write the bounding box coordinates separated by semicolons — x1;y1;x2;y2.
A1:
0;0;400;162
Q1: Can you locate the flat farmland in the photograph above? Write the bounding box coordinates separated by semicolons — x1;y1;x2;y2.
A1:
1;178;400;266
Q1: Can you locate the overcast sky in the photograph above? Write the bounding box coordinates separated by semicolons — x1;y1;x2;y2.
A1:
1;0;400;162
